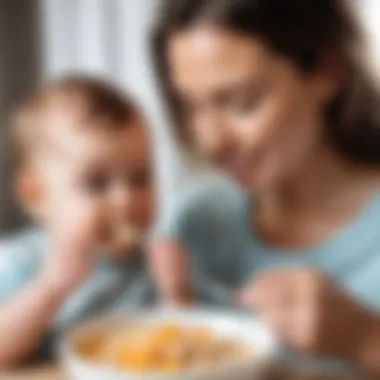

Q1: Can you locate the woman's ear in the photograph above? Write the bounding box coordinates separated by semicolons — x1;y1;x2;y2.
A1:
14;170;45;219
315;50;347;103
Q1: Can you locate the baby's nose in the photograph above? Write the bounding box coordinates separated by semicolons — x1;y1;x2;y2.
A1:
109;187;135;221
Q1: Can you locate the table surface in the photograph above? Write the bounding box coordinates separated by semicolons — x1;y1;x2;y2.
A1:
0;365;359;380
0;366;61;380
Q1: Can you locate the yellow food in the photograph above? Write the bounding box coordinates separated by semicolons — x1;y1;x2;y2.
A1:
79;324;253;374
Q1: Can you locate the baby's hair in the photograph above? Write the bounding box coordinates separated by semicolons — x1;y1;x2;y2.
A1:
12;75;138;170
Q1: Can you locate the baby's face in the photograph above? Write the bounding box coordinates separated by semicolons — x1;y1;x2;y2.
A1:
32;118;155;256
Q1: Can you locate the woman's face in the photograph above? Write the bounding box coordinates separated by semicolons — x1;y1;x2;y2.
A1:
168;27;337;192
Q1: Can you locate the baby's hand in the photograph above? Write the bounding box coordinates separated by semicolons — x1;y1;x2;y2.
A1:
148;239;195;306
41;200;103;298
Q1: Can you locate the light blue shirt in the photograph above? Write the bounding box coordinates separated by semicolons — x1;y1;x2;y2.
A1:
158;176;380;308
0;229;155;361
156;175;380;375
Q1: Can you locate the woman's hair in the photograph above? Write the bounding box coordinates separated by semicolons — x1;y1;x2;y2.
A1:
152;0;380;165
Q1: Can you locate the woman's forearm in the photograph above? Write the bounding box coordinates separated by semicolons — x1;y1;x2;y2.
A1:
0;277;66;368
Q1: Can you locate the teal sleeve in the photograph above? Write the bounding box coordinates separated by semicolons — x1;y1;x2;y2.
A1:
152;176;226;247
0;229;45;301
152;175;247;305
153;175;244;243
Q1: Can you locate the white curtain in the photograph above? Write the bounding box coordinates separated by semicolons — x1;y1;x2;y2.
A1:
358;0;380;70
40;0;200;212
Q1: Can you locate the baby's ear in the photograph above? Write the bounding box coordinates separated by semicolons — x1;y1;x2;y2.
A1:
14;169;45;219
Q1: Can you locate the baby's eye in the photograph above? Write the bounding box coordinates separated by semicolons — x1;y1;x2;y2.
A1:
180;102;198;119
227;92;264;116
127;169;152;189
83;175;110;195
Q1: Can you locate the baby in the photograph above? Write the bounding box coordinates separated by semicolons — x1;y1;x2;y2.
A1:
0;76;161;366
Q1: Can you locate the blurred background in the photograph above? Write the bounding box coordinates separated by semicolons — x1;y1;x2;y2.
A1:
0;0;379;234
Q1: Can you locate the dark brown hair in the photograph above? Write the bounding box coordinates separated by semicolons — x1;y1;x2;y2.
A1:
152;0;380;164
12;75;138;169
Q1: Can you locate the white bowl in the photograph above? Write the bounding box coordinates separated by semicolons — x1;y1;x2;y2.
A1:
60;308;278;380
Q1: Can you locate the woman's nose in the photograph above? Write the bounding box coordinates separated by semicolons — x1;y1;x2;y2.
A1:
197;111;234;158
202;125;236;163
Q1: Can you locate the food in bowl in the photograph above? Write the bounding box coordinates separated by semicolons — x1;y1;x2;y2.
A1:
76;323;254;374
62;310;277;380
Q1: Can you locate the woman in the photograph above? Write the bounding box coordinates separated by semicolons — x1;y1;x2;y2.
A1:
150;0;380;376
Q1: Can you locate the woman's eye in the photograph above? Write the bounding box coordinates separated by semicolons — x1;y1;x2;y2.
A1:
232;97;259;114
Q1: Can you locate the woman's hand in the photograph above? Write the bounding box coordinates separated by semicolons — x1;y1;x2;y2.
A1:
239;269;378;364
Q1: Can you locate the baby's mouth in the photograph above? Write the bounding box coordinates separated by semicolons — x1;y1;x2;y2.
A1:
103;224;142;257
